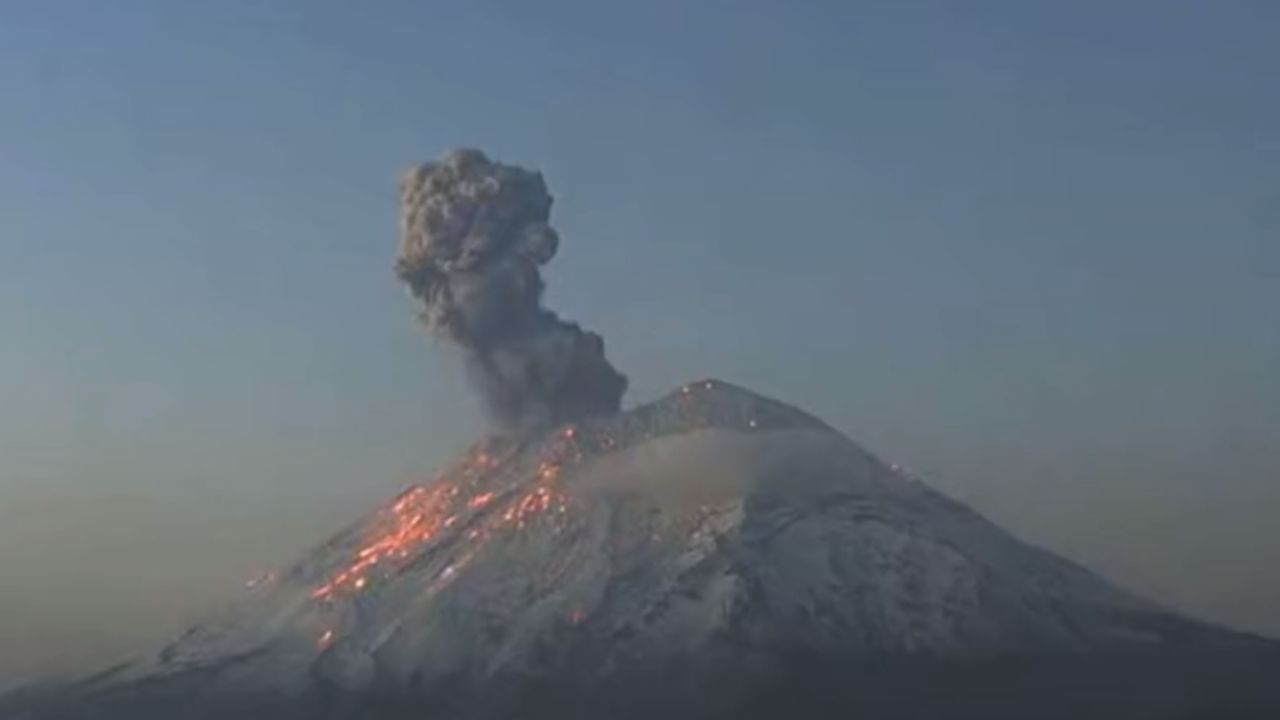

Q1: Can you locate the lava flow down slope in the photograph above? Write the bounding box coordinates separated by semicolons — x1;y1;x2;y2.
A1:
6;381;1279;719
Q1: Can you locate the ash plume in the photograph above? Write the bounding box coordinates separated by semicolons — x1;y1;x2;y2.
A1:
396;149;627;432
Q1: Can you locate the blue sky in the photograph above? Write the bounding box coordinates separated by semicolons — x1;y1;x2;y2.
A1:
1;0;1277;677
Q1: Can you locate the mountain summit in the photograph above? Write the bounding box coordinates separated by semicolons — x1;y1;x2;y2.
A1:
6;381;1277;719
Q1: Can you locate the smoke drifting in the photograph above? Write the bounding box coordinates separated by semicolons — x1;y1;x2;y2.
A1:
396;149;627;432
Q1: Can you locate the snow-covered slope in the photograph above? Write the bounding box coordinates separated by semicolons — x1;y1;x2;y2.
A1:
5;381;1274;719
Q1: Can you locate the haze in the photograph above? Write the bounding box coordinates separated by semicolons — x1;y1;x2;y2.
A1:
1;1;1277;683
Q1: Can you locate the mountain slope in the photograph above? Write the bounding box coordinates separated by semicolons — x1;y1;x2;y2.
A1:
5;380;1277;719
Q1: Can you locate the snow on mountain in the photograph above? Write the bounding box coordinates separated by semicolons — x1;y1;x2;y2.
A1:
4;380;1274;719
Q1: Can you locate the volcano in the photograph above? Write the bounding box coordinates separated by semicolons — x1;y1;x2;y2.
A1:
5;381;1279;719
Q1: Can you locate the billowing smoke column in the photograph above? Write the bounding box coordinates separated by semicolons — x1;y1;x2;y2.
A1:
396;149;627;433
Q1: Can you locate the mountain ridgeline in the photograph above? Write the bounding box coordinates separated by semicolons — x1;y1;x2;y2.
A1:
5;381;1279;719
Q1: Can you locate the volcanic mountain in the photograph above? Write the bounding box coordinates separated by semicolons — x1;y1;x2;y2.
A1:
5;381;1279;719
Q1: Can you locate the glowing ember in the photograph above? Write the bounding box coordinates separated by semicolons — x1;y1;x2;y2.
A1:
468;492;496;509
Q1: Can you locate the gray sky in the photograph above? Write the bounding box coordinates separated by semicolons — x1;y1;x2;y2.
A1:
1;0;1277;680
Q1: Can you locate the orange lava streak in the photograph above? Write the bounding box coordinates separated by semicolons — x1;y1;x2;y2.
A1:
311;431;581;602
312;481;459;600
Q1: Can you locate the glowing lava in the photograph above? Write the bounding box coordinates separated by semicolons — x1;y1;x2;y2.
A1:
468;492;496;509
310;481;460;600
310;430;583;602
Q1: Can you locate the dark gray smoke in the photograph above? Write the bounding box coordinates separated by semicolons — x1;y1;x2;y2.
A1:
396;149;627;433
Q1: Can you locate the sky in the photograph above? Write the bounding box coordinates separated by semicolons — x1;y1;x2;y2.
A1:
1;0;1278;681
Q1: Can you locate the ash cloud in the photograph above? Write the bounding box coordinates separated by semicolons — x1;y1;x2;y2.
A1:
396;149;627;433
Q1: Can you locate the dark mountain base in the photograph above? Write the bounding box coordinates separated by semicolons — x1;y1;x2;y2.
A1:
9;647;1280;720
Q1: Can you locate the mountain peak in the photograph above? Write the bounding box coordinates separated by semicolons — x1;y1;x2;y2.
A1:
6;381;1275;719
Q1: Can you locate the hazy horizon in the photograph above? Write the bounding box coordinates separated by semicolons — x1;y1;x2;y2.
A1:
2;1;1277;681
